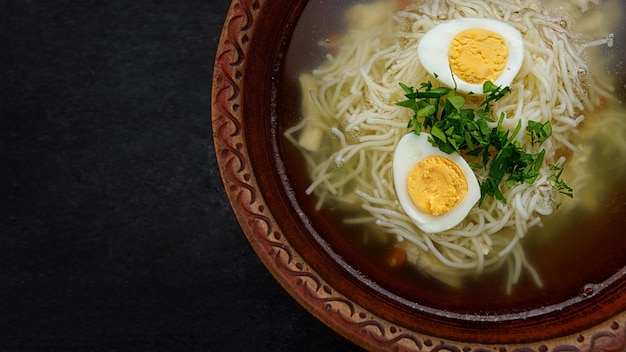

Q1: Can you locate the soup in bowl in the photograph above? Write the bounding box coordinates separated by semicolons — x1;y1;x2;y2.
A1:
212;0;626;349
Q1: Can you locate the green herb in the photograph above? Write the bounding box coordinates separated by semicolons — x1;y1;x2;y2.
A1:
548;164;574;198
527;120;552;145
397;80;565;205
481;81;511;113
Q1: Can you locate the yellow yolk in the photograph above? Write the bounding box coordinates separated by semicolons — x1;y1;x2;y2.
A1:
448;28;508;84
406;156;468;216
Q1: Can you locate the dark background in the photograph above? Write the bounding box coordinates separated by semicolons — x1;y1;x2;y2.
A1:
0;1;364;350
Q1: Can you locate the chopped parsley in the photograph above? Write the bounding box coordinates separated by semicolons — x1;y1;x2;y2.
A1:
527;120;552;146
397;80;572;205
548;164;574;199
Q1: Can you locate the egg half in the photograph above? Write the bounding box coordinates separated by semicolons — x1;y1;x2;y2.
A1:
393;132;480;233
418;18;524;94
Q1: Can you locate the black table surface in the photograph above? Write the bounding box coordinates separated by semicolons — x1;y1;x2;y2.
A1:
1;1;365;350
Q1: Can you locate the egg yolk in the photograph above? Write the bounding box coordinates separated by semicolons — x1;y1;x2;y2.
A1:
448;28;508;84
406;156;468;216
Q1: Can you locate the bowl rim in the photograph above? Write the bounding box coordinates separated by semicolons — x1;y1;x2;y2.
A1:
211;0;626;350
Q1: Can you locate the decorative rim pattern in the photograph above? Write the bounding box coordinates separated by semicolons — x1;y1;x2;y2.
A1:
211;0;626;350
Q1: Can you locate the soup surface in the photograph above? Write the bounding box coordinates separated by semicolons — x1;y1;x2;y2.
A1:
278;0;626;314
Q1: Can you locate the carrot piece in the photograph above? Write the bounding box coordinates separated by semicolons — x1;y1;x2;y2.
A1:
323;33;343;54
397;0;412;11
386;247;407;268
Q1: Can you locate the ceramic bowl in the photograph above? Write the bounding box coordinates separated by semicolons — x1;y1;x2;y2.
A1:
212;1;626;350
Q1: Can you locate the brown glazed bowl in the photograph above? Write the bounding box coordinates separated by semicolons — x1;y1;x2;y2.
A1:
211;0;626;350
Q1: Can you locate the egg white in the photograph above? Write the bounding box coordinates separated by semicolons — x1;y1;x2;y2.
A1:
417;18;525;94
393;132;481;233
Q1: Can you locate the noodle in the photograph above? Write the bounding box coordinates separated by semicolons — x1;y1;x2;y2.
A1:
284;0;618;291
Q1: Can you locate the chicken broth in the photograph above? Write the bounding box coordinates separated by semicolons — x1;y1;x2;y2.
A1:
278;0;626;314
